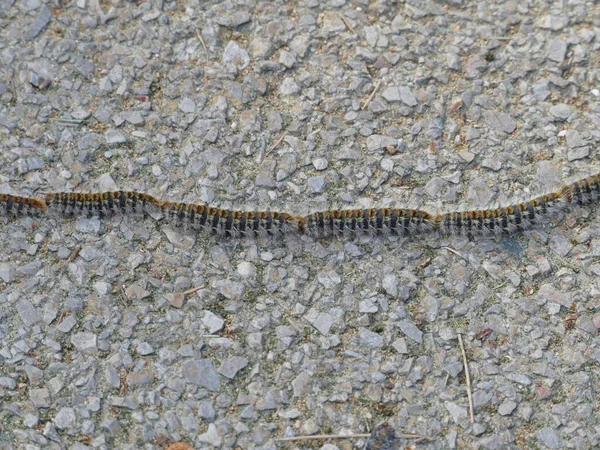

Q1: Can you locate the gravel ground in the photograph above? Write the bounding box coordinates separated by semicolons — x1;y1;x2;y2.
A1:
1;0;600;449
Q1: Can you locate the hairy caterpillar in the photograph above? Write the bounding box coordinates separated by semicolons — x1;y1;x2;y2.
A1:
2;174;599;238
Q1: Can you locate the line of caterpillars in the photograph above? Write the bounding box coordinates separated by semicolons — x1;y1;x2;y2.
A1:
1;173;599;238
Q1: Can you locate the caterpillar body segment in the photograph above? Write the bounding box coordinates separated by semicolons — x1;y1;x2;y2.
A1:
45;191;161;217
0;194;47;216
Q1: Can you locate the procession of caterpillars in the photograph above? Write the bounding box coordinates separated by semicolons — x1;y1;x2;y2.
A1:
1;173;599;238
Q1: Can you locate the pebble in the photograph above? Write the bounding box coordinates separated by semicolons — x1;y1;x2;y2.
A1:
397;321;423;344
198;424;222;447
366;135;397;152
307;175;327;194
359;328;384;348
218;356;249;379
222;41;250;70
381;85;417;106
546;39;567;63
279;77;300;95
549;104;572;120
70;332;97;353
183;360;221;391
537;427;564;449
445;402;468;424
53;407;76;430
16;298;41;326
0;263;17;283
202;311;225;333
483;110;517;134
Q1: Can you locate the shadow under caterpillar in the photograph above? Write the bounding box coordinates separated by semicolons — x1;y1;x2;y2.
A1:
1;174;599;238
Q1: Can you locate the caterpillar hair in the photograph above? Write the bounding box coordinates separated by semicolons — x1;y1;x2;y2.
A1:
1;172;599;238
0;194;47;216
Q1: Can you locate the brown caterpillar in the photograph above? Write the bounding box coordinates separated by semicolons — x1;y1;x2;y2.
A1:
0;194;47;216
2;173;599;238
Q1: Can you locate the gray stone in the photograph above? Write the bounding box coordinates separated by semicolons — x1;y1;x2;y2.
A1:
498;400;517;416
537;427;563;449
309;312;334;335
30;388;51;408
382;85;417;106
136;342;154;355
307;175;327;194
56;315;76;333
54;407;76;429
567;146;589;161
546;39;567;63
398;321;423;343
16;298;41;326
445;402;468;423
0;377;16;389
198;423;222;447
549;104;572;120
222;41;250;70
382;274;399;297
218;356;249;379
75;217;101;234
279;77;300;95
179;97;196;113
483;110;517;134
549;233;572;257
105;129;127;144
25;4;52;41
539;15;569;31
237;262;256;277
312;158;328;171
202;311;225;333
183;360;221;391
360;328;384;347
366;135;397;152
565;129;583;148
213;280;244;301
71;332;97;353
292;372;311;396
0;263;16;283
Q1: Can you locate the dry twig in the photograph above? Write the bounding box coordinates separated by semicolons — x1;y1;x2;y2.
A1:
340;15;356;34
458;333;475;424
261;133;286;163
275;432;432;443
361;81;381;110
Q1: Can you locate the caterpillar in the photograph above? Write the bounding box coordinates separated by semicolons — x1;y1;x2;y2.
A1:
1;174;599;238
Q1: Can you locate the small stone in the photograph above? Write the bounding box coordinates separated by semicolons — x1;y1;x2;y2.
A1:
392;337;408;354
198;423;222;447
0;377;16;389
360;328;384;347
165;293;183;308
483;110;517;134
567;146;589;162
95;173;119;191
292;372;312;397
56;315;76;333
537;427;563;449
71;332;97;353
105;129;127;144
366;135;397;152
30;388;51;408
222;41;250;70
54;407;76;429
213;280;244;300
381;85;417;106
75;217;101;234
25;4;52;41
445;402;468;424
0;263;17;283
136;342;154;355
446;53;461;70
16;299;41;326
398;321;423;343
308;312;334;335
565;129;583;148
498;400;517;416
549;233;573;257
539;15;569;31
549;104;572;121
279;50;296;69
218;356;248;379
382;274;399;297
279;77;300;95
321;11;345;34
179;97;196;113
183;360;221;391
312;158;328;170
546;39;567;63
125;284;151;301
307;175;327;193
202;311;225;333
237;262;256;277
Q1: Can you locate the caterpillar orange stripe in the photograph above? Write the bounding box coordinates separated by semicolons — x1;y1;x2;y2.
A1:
1;173;599;238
